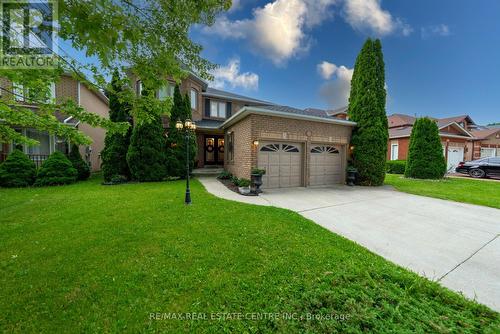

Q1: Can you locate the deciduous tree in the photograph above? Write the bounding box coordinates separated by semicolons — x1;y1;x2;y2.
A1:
0;1;230;147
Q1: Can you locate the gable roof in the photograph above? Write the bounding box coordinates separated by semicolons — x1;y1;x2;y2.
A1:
438;115;476;126
387;113;477;139
221;105;356;129
203;87;274;105
470;128;500;140
388;114;417;128
437;121;473;137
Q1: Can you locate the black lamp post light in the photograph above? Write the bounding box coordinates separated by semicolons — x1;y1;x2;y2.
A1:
175;119;196;205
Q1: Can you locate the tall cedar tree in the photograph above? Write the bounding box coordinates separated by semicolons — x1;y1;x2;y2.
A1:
101;70;133;182
68;144;90;180
405;117;447;179
166;85;196;177
126;87;167;182
348;39;389;186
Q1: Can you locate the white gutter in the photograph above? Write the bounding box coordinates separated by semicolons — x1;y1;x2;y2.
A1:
389;133;473;140
203;92;273;105
220;106;357;129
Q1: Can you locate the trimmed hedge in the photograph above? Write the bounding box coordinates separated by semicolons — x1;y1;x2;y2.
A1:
386;160;406;174
68;144;90;180
0;149;36;187
34;152;78;186
405;117;447;179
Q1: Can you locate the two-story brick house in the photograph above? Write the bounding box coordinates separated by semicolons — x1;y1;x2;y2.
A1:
133;73;357;188
0;74;109;171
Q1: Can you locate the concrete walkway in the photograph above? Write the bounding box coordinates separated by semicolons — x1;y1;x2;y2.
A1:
198;176;500;311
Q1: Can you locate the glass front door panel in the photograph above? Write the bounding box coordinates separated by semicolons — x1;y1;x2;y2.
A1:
205;137;215;163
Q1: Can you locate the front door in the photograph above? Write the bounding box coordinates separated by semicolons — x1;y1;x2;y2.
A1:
204;135;224;165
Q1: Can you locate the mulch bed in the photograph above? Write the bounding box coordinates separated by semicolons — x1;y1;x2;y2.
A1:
217;178;258;196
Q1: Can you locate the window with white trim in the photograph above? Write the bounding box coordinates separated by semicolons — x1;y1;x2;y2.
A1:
26;129;51;155
227;132;234;161
210;101;226;118
12;82;24;101
158;82;175;100
190;88;198;109
49;82;56;101
480;147;496;158
136;80;142;96
390;143;399;160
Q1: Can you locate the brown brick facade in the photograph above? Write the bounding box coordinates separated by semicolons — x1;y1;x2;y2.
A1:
468;138;500;160
0;75;109;171
387;136;468;161
225;114;352;185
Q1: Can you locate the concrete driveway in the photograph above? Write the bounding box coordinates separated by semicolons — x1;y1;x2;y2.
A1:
200;177;500;311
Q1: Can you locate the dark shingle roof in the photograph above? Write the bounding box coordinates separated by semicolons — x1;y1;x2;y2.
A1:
261;105;327;118
203;87;273;105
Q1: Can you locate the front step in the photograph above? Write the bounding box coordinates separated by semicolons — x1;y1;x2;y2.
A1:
192;167;224;177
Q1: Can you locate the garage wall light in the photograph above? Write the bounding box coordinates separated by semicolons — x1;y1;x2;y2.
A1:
253;140;259;146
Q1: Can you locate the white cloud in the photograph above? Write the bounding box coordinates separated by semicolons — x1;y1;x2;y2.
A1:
318;62;353;109
317;61;338;80
204;0;411;65
343;0;411;36
421;24;450;39
211;58;259;90
204;0;338;65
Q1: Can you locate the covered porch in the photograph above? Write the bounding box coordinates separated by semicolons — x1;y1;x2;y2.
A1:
194;120;225;168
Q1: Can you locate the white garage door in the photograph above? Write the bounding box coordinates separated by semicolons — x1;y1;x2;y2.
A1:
258;142;302;188
309;145;343;186
447;147;464;171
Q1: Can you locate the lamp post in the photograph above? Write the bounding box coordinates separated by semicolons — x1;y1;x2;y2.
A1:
176;119;196;204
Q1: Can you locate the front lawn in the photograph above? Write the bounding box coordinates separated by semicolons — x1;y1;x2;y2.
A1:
385;174;500;209
0;177;498;333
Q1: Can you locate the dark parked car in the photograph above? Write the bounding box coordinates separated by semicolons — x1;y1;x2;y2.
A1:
455;157;500;178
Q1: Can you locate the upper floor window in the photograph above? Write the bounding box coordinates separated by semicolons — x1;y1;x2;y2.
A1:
158;82;175;100
12;82;24;101
190;88;198;109
210;101;226;118
135;80;142;96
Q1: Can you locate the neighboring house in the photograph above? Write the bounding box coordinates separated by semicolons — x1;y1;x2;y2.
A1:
467;127;500;160
0;74;109;171
387;114;474;170
133;74;356;189
387;113;500;170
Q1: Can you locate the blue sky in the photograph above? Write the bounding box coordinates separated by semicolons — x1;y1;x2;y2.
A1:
190;0;500;125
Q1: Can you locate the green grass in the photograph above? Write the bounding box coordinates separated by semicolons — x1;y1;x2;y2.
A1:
385;174;500;209
0;177;498;333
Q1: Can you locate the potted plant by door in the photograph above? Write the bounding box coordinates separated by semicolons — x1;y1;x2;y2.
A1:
237;178;251;195
250;167;266;194
346;165;357;186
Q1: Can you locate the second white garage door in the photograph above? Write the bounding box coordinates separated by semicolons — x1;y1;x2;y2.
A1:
258;142;302;188
309;145;343;186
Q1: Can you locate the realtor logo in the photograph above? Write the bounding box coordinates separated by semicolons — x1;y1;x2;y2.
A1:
0;0;58;68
